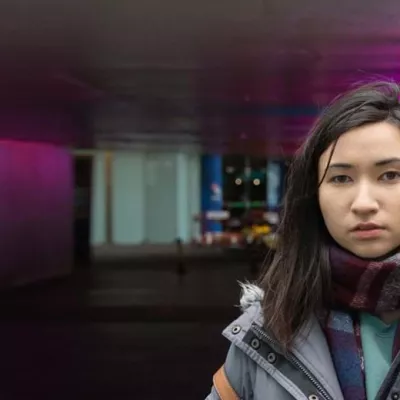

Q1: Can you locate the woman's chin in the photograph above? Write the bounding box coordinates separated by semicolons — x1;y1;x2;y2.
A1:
343;241;399;260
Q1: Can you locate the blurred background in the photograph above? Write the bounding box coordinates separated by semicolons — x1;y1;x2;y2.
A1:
0;0;399;398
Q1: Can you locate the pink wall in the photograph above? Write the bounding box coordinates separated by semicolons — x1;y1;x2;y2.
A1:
0;140;73;287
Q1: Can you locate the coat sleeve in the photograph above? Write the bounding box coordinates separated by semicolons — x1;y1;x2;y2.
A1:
205;343;254;400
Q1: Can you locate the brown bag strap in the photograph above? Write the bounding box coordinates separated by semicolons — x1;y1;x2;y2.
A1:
213;365;240;400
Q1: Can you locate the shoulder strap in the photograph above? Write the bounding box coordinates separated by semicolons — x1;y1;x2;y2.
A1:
213;365;240;400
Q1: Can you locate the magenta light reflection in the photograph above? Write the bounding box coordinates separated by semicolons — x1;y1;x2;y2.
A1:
0;139;73;287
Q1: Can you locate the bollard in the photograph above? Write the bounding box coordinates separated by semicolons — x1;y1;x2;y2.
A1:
247;238;267;278
176;238;186;276
248;244;259;277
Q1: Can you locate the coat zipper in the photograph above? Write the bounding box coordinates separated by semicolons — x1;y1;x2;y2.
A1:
252;324;334;400
376;352;400;400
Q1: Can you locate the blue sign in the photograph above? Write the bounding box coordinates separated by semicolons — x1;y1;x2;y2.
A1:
201;155;223;233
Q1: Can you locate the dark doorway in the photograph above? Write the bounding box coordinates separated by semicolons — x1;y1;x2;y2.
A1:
74;155;93;267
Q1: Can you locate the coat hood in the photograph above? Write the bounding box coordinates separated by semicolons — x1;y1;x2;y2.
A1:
239;282;264;311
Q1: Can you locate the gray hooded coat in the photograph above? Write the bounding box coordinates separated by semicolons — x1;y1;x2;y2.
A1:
205;284;400;400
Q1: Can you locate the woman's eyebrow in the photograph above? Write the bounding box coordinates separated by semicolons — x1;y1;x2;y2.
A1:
328;158;400;170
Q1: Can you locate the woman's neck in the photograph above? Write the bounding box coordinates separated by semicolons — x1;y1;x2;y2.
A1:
378;310;400;324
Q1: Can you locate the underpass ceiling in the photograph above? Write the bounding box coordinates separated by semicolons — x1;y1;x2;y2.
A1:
1;0;400;153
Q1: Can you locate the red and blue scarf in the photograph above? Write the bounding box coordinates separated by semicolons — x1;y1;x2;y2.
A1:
325;246;400;400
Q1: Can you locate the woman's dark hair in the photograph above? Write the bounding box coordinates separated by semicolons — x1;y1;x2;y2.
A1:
259;81;400;349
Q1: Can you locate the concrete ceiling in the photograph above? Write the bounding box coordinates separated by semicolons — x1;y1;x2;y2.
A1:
2;0;400;154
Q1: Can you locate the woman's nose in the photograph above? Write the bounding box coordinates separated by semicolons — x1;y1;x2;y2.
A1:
350;184;379;215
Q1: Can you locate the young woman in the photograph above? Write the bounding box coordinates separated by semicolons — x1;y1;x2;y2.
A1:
206;81;400;400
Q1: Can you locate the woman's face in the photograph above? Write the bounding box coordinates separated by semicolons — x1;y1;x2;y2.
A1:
318;121;400;258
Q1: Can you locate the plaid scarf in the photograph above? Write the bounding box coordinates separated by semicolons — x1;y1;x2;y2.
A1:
324;246;400;400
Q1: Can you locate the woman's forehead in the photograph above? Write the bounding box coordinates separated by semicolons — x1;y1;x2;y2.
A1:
319;122;400;167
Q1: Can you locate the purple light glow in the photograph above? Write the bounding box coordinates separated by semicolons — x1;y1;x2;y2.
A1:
0;140;73;287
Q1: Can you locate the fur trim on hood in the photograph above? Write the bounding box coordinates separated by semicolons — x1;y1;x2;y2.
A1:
239;282;264;311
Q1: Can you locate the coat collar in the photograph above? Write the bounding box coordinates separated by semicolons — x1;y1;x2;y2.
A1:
223;283;344;400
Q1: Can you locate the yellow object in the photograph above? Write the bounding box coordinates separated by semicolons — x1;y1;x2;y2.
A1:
250;224;271;236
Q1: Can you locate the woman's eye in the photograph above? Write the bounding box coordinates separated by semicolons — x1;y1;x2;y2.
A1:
381;171;400;181
329;175;351;184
